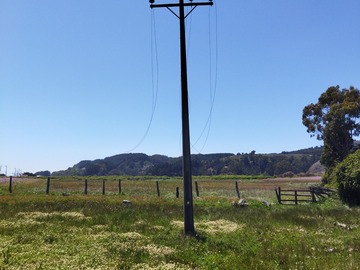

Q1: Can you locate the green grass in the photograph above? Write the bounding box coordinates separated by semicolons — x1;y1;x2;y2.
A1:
1;175;319;199
1;177;359;269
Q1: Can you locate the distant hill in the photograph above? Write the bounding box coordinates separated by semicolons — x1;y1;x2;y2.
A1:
52;147;323;177
306;161;325;175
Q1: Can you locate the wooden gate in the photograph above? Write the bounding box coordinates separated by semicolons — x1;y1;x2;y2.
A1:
275;187;316;204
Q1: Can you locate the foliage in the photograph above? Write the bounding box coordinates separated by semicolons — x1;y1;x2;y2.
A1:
52;148;322;177
22;172;36;177
334;150;360;206
302;86;360;169
34;170;51;177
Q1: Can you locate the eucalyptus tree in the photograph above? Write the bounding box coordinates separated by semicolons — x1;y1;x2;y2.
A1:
302;85;360;170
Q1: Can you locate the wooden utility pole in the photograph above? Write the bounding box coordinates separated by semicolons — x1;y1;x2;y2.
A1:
149;0;213;236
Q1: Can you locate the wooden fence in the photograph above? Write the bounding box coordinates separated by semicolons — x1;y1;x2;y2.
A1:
275;187;316;204
0;177;243;199
1;177;325;202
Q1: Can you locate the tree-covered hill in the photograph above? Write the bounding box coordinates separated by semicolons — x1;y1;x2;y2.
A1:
51;147;323;177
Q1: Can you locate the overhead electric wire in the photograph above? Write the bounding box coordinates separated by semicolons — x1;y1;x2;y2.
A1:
186;6;193;58
128;4;218;155
127;10;159;153
191;4;218;153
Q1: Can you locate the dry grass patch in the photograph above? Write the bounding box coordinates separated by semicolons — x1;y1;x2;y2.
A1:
171;219;243;235
15;211;91;221
131;262;192;270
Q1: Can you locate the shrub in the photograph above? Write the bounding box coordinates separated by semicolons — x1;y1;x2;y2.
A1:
282;171;295;178
322;166;336;185
335;150;360;205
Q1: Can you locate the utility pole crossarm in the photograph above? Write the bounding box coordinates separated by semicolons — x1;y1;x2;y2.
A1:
150;2;213;8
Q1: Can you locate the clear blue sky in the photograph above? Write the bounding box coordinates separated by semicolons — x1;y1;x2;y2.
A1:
1;0;360;174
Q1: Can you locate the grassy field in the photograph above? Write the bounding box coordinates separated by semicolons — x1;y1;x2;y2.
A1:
0;175;321;199
1;176;360;269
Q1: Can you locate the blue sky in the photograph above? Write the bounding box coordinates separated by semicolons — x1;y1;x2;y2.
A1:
1;0;360;174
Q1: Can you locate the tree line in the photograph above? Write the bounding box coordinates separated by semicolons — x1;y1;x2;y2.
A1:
51;149;322;177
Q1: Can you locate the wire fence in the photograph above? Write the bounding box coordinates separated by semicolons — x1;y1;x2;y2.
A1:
0;176;321;203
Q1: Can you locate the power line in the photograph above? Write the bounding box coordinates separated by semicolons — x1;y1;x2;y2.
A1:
126;10;159;153
192;4;218;153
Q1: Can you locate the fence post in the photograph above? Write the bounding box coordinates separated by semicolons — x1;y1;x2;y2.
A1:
156;181;160;197
176;187;179;198
102;180;105;195
295;190;298;205
275;188;280;203
310;187;316;202
46;177;50;194
195;180;199;197
84;179;88;195
9;176;13;193
275;187;281;203
235;181;240;198
278;187;282;204
118;179;122;195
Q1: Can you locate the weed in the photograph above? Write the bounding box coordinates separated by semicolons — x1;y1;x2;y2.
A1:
1;177;359;269
1;247;10;265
